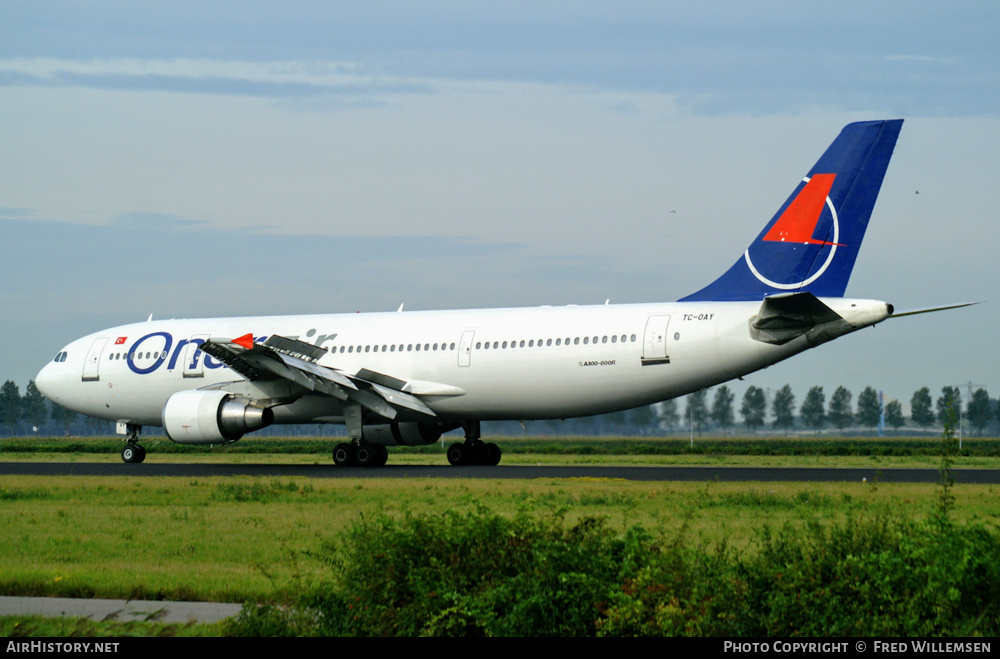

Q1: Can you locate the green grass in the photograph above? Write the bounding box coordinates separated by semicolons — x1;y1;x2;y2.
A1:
1;434;998;635
1;473;998;604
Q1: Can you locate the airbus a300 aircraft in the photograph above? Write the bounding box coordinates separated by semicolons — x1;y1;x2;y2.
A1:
35;119;965;466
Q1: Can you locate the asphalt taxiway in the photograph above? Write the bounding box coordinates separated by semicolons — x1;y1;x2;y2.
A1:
0;596;241;624
1;462;997;483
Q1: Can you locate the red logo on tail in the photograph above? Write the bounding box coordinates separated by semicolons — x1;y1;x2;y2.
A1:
763;174;843;246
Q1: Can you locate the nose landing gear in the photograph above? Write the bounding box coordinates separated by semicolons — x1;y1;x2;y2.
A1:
119;422;146;464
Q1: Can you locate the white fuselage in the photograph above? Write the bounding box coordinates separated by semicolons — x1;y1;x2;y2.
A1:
35;298;891;428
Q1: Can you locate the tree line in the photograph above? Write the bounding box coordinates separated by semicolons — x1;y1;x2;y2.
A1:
671;383;994;437
0;378;994;437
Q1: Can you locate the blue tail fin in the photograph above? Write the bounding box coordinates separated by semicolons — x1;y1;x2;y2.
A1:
680;119;903;302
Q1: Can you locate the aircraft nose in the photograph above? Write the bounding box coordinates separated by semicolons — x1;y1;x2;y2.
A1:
35;361;58;401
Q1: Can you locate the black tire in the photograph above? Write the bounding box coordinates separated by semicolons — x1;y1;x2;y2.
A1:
484;442;501;466
446;442;465;466
355;444;376;467
121;444;145;464
333;443;355;466
467;441;486;464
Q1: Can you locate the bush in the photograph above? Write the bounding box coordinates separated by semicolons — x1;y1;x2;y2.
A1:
303;507;645;636
233;506;1000;636
740;515;1000;636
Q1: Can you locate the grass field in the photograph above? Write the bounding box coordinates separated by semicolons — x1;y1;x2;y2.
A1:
1;435;998;607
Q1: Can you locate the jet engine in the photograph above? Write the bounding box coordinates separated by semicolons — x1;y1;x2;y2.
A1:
163;390;273;445
363;422;457;446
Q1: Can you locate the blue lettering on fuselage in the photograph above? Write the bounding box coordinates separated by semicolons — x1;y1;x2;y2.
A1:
126;332;173;375
166;338;203;371
126;332;271;375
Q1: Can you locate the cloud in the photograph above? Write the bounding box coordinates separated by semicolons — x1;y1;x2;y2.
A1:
0;57;432;100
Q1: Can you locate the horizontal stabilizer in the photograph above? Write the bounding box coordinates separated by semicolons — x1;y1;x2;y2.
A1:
751;292;847;345
888;301;981;318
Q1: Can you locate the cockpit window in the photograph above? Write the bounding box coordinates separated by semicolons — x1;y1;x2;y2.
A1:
53;351;68;363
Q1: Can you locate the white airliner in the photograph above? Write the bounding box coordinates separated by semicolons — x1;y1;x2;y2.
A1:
34;119;969;466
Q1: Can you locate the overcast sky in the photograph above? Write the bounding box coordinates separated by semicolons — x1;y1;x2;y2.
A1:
2;2;998;411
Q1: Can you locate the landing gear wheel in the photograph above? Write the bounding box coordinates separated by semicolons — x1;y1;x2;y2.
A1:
121;444;146;464
355;443;383;467
484;442;502;466
446;442;466;466
333;443;355;466
334;442;388;467
447;440;502;466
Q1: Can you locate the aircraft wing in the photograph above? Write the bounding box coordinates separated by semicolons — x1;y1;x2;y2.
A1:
199;334;454;421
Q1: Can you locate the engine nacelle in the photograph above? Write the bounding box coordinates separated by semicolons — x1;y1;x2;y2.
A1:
363;422;455;446
163;390;273;445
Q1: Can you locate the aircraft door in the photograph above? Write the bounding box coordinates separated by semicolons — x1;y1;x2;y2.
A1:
182;334;211;378
458;330;475;367
82;337;109;381
641;315;671;366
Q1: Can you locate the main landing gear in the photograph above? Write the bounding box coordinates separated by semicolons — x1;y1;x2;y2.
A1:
446;421;501;466
332;441;389;468
120;423;146;464
334;403;389;467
